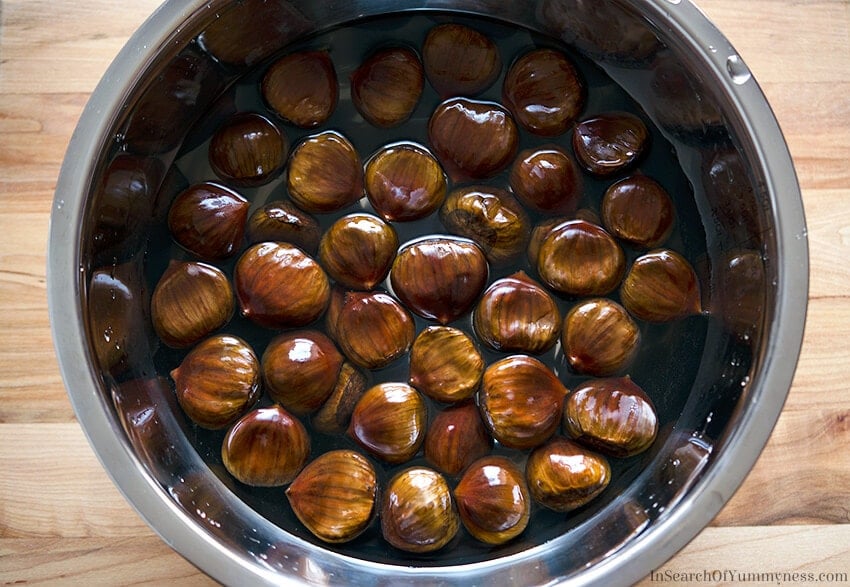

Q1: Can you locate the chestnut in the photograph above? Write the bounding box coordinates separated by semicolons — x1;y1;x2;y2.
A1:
333;291;415;369
502;48;585;136
422;23;501;97
349;382;427;464
287;130;363;213
526;437;611;511
424;400;493;476
351;47;424;128
318;213;398;290
509;146;583;215
364;142;447;222
246;199;321;254
572;112;649;177
601;174;674;248
167;182;249;260
311;362;368;435
262;50;338;128
209;112;287;186
562;298;640;377
620;249;702;322
408;325;484;403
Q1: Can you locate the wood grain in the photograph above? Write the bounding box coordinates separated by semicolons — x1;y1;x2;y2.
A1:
1;0;849;584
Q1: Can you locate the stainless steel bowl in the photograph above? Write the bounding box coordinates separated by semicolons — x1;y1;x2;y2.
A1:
48;0;808;584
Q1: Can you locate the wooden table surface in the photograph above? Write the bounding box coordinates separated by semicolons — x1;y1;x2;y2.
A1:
1;0;849;584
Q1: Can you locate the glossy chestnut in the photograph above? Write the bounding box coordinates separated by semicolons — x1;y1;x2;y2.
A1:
349;382;427;464
526;437;611;511
364;142;447;222
333;291;415;369
408;325;484;403
209;112;287;186
572;112;649;177
318;213;398;290
601;174;675;248
562;298;640;377
620;249;702;322
422;23;501;97
262;50;338;128
351;47;424;128
287;131;363;213
246;200;321;254
509;146;583;215
167;182;249;260
423;400;493;476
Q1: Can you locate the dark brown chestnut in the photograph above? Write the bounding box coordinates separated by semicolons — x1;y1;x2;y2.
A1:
408;326;484;403
246;199;321;254
537;219;625;296
287;131;363;213
318;213;398;290
209;112;287;186
473;271;561;355
428;97;518;182
262;330;344;416
439;186;530;265
422;23;501;97
562;298;640;377
564;376;658;457
262;50;338;128
526;437;610;511
601;174;674;248
311;362;368;435
502;48;585;136
390;236;489;324
424;400;493;476
479;354;568;450
572;112;649;177
351;47;424;128
509;146;583;215
234;242;330;329
167;182;248;260
620;249;702;322
334;291;415;369
364;142;447;222
349;382;427;464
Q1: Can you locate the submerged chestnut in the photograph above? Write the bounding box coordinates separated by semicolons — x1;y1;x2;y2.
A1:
349;382;427;464
479;355;568;450
287;131;363;213
424;400;492;476
562;298;640;377
334;291;415;369
234;242;330;329
318;213;398;290
364;142;447;222
526;437;611;511
221;405;310;487
246;200;321;254
428;97;518;182
620;249;702;322
262;330;344;416
151;261;234;348
422;23;501;97
391;236;489;324
502;47;585;136
170;334;260;429
351;47;424;128
537;219;625;296
439;186;530;265
209;113;287;186
602;174;675;248
572;112;649;177
473;271;561;355
455;456;530;545
509;146;583;215
564;376;658;457
167;182;249;260
262;50;338;128
381;467;459;553
408;326;484;403
311;362;368;435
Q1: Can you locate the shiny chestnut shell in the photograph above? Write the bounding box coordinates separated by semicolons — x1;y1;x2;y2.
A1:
381;466;459;553
390;236;488;324
602;175;675;248
537;219;625;296
564;376;658;457
479;355;568;450
246;200;321;254
234;242;330;329
262;330;344;416
408;325;484;403
287;131;363;213
509;146;583;215
262;50;338;128
170;334;260;429
423;400;492;476
572;112;649;177
562;298;640;377
502;48;585;136
167;182;249;260
455;456;530;545
364;142;447;222
439;186;530;265
428;97;518;182
209;112;287;186
333;291;415;369
620;249;702;322
422;23;501;97
349;382;427;464
221;405;310;486
351;47;424;128
318;213;398;290
473;271;561;355
311;362;368;435
526;437;611;511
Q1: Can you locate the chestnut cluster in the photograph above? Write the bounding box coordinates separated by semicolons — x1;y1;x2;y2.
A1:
151;21;702;553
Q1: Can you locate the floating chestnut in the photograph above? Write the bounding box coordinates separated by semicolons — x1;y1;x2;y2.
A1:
620;249;702;322
562;298;640;376
428;97;518;182
422;23;501;97
349;382;427;464
424;400;492;476
167;182;249;260
311;362;368;435
262;50;338;128
439;186;530;265
526;437;611;511
509;146;583;215
502;47;585;136
351;47;424;128
287;131;363;213
390;236;488;324
364;142;447;222
408;325;484;403
209;112;287;186
572;112;649;177
333;291;415;369
318;213;398;290
234;242;330;329
602;175;674;248
246;199;321;254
